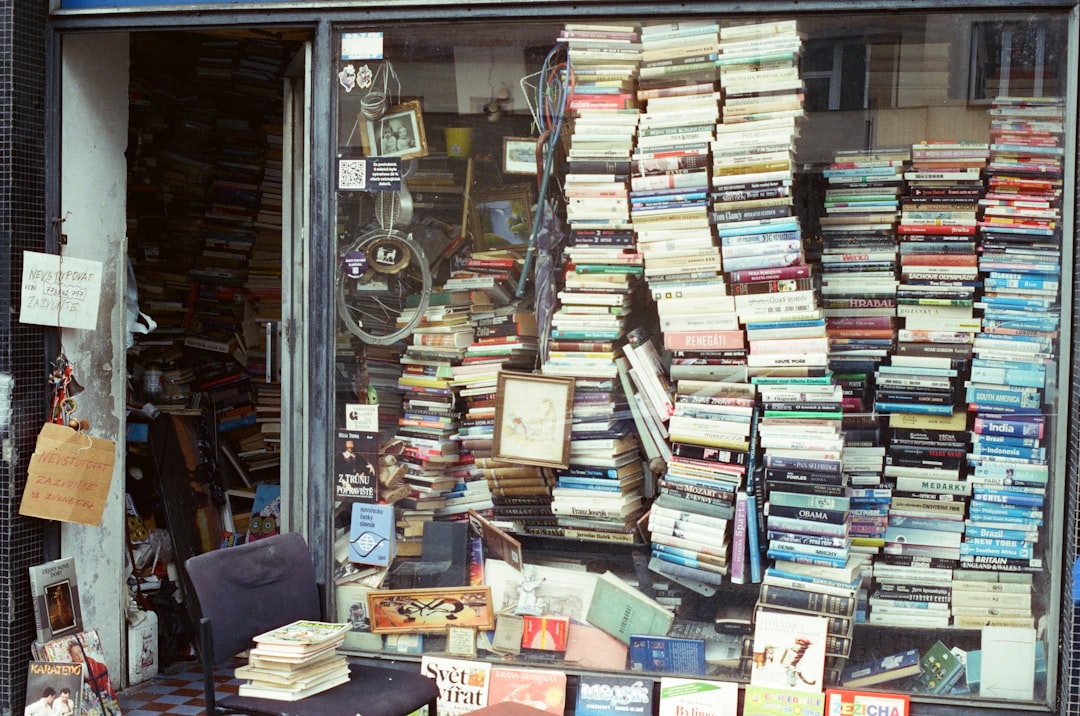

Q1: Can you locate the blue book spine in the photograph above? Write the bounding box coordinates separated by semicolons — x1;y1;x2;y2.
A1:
971;490;1045;508
960;541;1034;559
874;401;956;416
767;549;848;569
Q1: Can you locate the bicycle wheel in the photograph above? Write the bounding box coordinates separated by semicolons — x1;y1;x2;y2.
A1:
336;227;432;345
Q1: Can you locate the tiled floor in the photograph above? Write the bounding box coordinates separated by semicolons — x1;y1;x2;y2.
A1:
119;658;244;715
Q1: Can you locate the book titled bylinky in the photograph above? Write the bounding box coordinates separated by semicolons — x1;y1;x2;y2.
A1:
657;676;739;716
28;557;83;644
749;609;829;692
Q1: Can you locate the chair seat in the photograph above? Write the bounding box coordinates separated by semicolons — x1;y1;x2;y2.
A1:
218;663;440;716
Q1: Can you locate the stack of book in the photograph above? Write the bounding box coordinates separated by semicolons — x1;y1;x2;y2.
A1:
950;569;1035;629
480;458;556;533
819;146;907;409
839;414;890;570
648;380;757;586
962;96;1063;578
561;23;641;113
235;620;351;701
632;22;720;297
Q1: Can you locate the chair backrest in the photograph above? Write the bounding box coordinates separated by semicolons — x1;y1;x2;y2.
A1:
185;532;322;664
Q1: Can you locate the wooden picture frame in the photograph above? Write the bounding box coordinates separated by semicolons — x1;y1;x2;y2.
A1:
359;99;429;160
503;136;539;174
366;585;495;634
493;371;574;468
469;184;535;250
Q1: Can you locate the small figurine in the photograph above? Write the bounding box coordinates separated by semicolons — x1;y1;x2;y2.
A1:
513;566;545;616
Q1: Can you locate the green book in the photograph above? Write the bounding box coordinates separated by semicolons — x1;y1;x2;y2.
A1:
585;571;674;645
911;640;965;694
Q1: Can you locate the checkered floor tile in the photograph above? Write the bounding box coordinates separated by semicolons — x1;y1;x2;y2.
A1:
118;658;244;715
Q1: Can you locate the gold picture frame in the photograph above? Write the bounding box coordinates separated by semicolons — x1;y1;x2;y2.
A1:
366;586;495;634
503;136;539;174
359;99;429;160
469;184;536;250
493;371;574;469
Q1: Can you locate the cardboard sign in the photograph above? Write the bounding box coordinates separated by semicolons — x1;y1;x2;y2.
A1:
20;423;116;525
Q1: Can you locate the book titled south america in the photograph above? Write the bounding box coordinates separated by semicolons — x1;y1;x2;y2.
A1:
576;674;654;716
657;677;739;716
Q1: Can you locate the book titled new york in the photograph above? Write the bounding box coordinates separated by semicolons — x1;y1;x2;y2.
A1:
28;557;83;644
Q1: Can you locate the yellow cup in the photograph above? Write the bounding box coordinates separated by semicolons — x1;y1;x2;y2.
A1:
444;127;473;158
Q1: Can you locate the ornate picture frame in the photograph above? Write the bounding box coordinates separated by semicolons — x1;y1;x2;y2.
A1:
359;99;429;160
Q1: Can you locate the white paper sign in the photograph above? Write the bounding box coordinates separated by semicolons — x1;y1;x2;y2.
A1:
345;402;379;432
20;251;103;329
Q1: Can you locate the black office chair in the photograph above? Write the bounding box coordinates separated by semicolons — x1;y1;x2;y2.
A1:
185;532;440;716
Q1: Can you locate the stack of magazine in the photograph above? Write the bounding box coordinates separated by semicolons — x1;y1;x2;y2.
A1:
234;620;351;701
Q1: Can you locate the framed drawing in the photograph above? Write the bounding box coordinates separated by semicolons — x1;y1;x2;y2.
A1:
503;136;539;174
367;585;495;634
470;184;535;250
493;371;574;468
359;99;429;160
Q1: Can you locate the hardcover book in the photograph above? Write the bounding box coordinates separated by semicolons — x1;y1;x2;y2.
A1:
420;656;492;716
575;674;654;716
749;609;829;691
25;660;83;716
657;677;739;716
487;665;567;715
743;684;825;716
28;557;83;644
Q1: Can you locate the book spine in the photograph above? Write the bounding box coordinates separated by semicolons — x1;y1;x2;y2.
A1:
758;584;857;617
729;492;749;584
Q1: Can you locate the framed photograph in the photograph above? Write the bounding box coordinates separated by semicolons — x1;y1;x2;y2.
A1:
366;585;495;634
359;99;429;160
493;371;574;468
470;184;535;250
503;136;539;174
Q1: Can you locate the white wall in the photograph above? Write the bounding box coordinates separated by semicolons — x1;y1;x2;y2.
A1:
60;32;131;685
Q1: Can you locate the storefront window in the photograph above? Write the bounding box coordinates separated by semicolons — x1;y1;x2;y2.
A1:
329;11;1071;709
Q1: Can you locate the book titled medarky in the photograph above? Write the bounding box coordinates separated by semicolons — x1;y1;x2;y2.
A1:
657;677;739;716
749;609;829;692
628;635;706;675
825;689;909;716
349;502;396;567
420;656;492;716
743;684;825;716
575;674;654;716
28;557;83;644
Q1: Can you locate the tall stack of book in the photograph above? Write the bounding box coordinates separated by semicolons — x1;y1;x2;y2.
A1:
632;22;720;301
962;96;1063;578
840;414;890;572
648;380;757;586
819;146;907;413
561;23;641;113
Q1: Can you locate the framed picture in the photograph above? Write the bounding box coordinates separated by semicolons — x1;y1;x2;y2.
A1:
470;184;535;250
359;99;429;160
493;371;574;468
503;136;539;174
366;586;495;634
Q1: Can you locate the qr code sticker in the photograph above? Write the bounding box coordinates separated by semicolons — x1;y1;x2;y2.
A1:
339;159;368;190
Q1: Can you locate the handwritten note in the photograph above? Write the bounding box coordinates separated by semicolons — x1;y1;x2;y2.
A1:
20;251;103;329
20;423;116;526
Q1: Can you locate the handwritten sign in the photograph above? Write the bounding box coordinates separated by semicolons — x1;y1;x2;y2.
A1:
20;423;116;526
20;251;103;329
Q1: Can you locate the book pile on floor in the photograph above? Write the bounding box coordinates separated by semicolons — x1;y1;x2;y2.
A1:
235;620;351;701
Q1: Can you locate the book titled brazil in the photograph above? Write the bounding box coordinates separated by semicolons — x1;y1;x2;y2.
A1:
349;502;396;567
749;609;829;692
575;674;654;716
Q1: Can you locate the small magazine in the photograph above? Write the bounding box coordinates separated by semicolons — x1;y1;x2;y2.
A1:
25;660;83;716
35;629;120;716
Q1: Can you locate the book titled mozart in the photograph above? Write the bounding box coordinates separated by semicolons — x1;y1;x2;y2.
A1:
28;557;83;644
749;609;829;692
